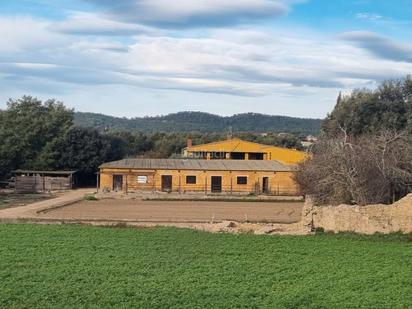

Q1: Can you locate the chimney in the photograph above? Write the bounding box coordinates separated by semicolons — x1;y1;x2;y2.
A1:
187;139;193;147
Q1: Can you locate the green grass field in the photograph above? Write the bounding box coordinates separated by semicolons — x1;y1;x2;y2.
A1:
0;225;411;308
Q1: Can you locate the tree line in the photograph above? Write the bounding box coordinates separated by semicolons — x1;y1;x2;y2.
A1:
296;76;412;205
0;96;303;184
74;111;321;135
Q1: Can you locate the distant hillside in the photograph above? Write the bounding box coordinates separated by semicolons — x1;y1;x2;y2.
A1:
74;111;322;135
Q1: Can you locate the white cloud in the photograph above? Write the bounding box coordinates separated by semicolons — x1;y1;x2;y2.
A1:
1;14;412;117
85;0;289;27
356;13;383;21
0;16;58;53
341;31;412;63
51;12;156;36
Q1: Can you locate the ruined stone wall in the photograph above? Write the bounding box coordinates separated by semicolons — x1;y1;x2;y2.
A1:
310;194;412;234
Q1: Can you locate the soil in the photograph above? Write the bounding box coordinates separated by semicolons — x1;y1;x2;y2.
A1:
0;191;57;210
39;199;303;223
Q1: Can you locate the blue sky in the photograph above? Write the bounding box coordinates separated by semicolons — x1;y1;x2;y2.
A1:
0;0;411;118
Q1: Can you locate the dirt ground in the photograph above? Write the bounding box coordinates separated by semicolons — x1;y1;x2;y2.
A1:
0;190;57;210
39;199;303;223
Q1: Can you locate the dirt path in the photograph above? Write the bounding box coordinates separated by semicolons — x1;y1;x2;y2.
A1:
0;189;94;219
39;199;303;223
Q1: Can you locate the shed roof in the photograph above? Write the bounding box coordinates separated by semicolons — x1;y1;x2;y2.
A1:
100;159;294;172
13;170;77;175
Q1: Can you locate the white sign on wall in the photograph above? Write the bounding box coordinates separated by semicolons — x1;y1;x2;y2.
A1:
137;176;148;184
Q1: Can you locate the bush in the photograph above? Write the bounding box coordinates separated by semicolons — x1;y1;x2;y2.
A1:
295;131;412;205
84;195;98;201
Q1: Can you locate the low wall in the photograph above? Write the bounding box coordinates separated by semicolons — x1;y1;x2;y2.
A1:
310;194;412;234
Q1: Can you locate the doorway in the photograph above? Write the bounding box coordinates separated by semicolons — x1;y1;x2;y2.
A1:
262;177;269;194
211;176;222;193
113;175;123;191
161;175;173;192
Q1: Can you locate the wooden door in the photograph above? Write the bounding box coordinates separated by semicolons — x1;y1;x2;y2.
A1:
211;176;222;193
113;175;123;191
262;177;269;194
161;175;173;192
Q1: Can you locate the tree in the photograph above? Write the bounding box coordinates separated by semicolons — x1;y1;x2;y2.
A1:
41;127;125;178
300;77;412;205
322;76;412;137
295;130;412;205
0;96;73;179
298;76;412;205
108;131;152;157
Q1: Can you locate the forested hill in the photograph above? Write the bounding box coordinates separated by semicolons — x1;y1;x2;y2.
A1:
74;111;322;135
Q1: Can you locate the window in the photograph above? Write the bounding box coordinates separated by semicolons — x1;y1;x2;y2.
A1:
237;176;247;185
137;175;148;184
186;176;197;184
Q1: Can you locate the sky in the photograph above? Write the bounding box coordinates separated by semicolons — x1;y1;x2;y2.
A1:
0;0;411;118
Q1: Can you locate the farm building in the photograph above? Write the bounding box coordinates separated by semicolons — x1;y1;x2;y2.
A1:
99;159;299;195
182;138;307;164
13;170;76;193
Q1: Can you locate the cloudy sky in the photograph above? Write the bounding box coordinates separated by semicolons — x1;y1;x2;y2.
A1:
0;0;411;118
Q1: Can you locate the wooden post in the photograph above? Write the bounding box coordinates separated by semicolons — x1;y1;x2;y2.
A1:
230;171;233;195
204;172;207;195
178;171;181;194
125;174;128;194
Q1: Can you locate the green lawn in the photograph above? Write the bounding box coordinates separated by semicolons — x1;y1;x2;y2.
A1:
0;225;411;308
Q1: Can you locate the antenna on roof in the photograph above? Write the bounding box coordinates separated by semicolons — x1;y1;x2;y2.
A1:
227;126;233;140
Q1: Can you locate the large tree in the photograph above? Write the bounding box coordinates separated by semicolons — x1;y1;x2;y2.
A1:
40;127;125;177
322;76;412;137
297;76;412;205
0;96;73;179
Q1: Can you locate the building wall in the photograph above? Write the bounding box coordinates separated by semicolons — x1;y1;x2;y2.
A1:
184;139;308;164
15;175;72;193
265;148;307;164
100;168;299;195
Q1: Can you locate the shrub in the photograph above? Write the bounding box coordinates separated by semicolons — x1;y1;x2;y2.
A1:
84;195;98;201
295;130;412;205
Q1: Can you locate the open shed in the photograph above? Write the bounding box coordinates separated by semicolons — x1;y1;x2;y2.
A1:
13;170;77;193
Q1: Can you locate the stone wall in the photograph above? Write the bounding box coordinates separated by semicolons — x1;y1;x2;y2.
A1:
310;194;412;234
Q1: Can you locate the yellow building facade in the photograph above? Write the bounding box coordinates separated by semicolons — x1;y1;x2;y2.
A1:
182;138;307;164
99;159;299;196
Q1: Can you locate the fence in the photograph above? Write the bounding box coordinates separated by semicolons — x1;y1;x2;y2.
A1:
123;182;299;196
